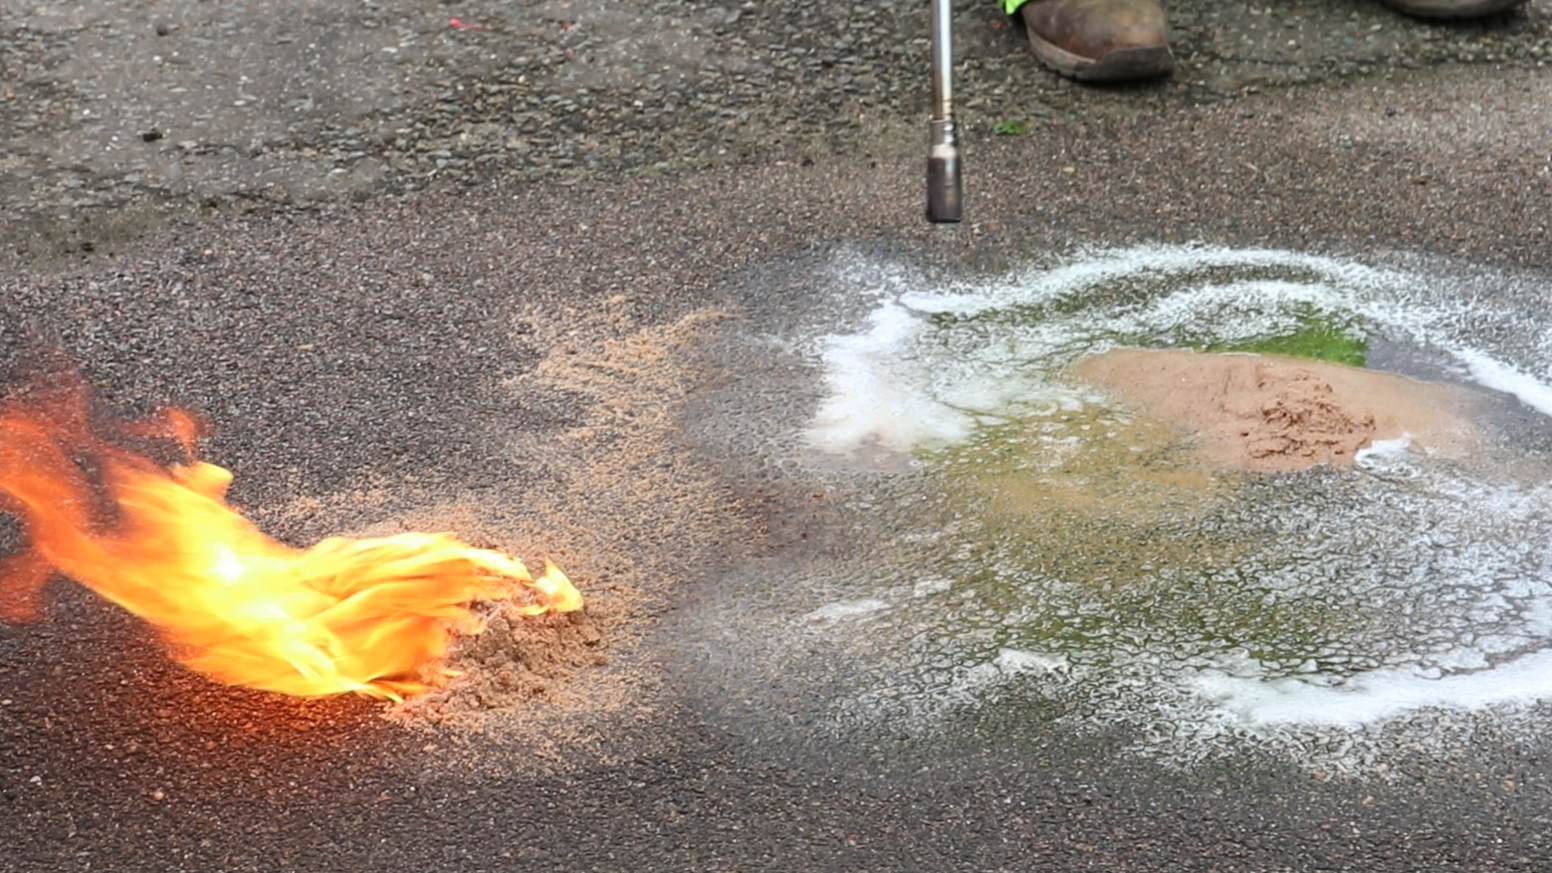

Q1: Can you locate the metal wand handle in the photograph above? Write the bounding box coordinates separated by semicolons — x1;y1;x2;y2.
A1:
926;0;962;223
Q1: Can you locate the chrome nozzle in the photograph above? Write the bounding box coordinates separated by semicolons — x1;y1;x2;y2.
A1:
925;0;961;223
926;119;962;223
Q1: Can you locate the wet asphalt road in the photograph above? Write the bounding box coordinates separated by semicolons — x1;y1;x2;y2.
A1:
5;0;1552;870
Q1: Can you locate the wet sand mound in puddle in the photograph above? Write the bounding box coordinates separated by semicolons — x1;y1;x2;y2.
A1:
1074;348;1477;472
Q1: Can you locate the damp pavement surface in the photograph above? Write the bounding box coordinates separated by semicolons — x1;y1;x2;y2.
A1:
5;0;1552;871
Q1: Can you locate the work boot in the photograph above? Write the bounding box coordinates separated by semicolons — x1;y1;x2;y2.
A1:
1377;0;1528;16
1018;0;1173;83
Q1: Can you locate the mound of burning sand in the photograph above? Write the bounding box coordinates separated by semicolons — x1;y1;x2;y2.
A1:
1073;349;1477;472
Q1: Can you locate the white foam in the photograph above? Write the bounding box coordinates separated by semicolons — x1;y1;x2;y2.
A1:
806;301;972;453
897;244;1387;315
911;576;953;598
802;598;890;623
942;649;1069;705
992;648;1067;676
1450;347;1552;418
1196;649;1552;727
1353;436;1422;479
1354;435;1412;464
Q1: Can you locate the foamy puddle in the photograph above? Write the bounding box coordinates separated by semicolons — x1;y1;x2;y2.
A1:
692;244;1552;773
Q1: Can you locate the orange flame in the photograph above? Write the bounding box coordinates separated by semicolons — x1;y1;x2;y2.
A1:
0;372;581;701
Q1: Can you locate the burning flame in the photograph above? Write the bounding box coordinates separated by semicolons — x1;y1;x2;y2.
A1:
0;371;581;701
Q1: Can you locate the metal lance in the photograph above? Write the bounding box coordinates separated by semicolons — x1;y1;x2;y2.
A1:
926;0;962;223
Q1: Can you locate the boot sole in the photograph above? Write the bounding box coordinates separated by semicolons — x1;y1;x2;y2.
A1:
1377;0;1526;16
1027;30;1174;82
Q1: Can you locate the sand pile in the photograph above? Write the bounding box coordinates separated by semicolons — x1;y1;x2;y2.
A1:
1073;349;1477;472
